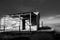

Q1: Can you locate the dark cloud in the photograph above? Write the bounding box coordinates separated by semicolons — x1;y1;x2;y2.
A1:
0;0;60;17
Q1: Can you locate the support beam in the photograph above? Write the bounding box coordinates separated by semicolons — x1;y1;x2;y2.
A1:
19;15;20;32
4;17;5;32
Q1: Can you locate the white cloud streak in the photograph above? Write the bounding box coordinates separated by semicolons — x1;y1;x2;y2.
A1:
40;15;60;32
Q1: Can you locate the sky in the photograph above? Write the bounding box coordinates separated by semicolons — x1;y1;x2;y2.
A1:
0;0;60;17
0;0;60;32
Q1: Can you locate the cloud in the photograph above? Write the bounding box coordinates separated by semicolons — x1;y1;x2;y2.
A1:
40;15;60;32
40;15;60;24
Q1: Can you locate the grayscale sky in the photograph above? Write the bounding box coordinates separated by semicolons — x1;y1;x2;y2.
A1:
0;0;60;17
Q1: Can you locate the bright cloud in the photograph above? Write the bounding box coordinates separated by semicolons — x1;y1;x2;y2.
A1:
40;15;60;25
40;15;60;32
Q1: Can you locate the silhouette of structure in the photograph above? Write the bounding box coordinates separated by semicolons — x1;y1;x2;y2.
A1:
0;12;55;40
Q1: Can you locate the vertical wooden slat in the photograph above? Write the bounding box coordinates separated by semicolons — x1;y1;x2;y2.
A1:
19;14;20;32
30;13;31;31
4;17;5;32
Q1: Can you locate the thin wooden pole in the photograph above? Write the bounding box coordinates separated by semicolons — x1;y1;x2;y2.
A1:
19;14;20;32
30;13;31;31
41;21;43;27
4;17;5;32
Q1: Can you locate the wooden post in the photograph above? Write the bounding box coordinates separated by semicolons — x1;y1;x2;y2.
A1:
41;21;43;27
4;17;5;32
19;14;20;32
30;13;31;31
